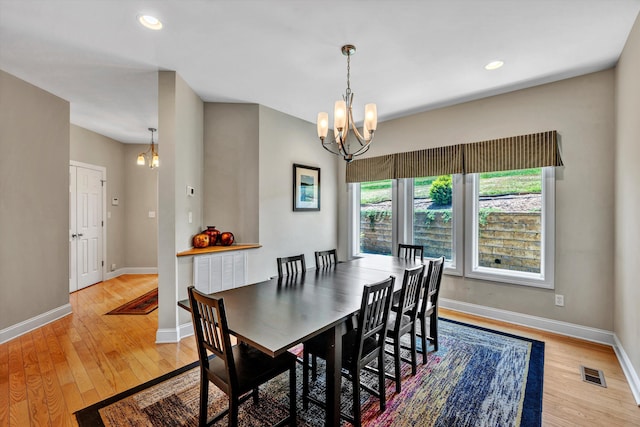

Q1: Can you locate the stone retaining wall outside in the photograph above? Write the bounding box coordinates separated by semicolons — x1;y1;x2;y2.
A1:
360;210;541;273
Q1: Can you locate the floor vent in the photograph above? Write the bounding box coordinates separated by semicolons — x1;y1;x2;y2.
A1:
581;365;607;387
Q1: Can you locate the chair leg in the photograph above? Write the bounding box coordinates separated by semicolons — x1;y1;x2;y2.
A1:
430;312;438;352
393;339;402;393
378;352;386;412
410;326;418;376
420;315;428;365
229;396;239;427
311;355;318;380
289;364;297;426
302;350;309;410
252;387;259;404
198;372;209;427
352;371;362;427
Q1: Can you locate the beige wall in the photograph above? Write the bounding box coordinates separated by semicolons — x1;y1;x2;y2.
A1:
252;105;339;282
340;70;616;330
0;70;70;329
203;103;260;243
615;13;640;388
199;103;339;284
123;144;158;268
157;71;204;337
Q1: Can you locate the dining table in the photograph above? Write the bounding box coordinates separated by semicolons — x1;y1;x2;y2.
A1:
178;253;425;427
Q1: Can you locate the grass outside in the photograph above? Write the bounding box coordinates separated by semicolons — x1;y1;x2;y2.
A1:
360;168;542;204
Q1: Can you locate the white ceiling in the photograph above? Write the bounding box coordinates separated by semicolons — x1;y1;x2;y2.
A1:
1;1;639;144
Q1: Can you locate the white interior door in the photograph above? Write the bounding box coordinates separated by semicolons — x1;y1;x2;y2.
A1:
70;164;103;292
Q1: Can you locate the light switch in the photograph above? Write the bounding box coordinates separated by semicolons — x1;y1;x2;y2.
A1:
148;211;156;218
188;211;193;223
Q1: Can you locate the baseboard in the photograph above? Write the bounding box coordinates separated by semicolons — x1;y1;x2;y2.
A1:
0;303;72;344
105;267;158;280
613;334;640;406
155;328;179;343
440;298;615;345
179;322;194;340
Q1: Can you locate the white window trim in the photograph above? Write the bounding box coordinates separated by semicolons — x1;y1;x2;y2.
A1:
464;167;555;289
447;174;464;276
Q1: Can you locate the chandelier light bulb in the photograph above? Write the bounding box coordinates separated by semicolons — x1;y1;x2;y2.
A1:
317;112;329;139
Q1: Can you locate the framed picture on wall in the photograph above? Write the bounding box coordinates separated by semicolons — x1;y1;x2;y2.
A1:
293;163;320;211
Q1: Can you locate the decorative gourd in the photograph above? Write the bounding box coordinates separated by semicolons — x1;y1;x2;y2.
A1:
220;232;234;246
192;233;210;248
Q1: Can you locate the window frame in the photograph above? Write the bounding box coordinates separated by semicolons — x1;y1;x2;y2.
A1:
463;167;555;289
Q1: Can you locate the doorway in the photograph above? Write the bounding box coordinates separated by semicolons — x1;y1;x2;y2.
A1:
70;162;105;292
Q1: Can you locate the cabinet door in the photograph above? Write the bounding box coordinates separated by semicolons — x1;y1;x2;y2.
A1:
194;256;211;293
193;252;247;292
233;252;247;287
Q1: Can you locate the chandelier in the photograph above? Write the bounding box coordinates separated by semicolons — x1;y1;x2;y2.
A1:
137;128;159;168
317;44;377;162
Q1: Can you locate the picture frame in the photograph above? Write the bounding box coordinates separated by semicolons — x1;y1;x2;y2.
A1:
293;163;320;211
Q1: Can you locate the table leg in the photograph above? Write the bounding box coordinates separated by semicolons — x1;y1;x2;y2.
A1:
325;324;342;427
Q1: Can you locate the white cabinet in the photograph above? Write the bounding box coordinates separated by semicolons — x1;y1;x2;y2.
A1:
193;251;248;293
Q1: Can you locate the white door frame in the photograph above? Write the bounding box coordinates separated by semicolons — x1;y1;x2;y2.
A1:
70;161;107;291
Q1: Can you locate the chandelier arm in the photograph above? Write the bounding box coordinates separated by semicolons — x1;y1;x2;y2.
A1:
320;140;344;156
351;141;372;157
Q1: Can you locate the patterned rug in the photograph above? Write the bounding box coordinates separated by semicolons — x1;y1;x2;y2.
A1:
75;319;544;426
106;289;158;315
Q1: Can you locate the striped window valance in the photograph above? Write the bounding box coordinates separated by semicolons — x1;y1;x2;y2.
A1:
345;130;562;183
395;145;464;179
463;130;562;174
345;154;395;183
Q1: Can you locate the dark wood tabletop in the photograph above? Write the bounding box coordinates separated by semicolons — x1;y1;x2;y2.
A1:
178;253;424;426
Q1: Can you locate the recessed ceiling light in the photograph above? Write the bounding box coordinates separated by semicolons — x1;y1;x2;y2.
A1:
138;14;163;30
484;60;504;71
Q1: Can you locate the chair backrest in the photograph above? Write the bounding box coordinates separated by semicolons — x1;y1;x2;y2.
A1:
188;286;238;389
398;244;424;261
277;254;306;277
354;276;395;361
420;256;445;313
393;265;425;330
315;249;338;268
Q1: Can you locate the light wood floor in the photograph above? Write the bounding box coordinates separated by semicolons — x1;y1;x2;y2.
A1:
1;275;638;426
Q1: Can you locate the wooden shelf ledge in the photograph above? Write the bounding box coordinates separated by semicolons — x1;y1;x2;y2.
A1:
177;243;261;257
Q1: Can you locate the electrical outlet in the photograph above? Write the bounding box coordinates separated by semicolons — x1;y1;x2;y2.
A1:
111;263;116;271
555;294;565;307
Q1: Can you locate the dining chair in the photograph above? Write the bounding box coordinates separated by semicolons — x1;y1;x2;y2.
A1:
187;286;297;427
383;264;424;393
277;254;306;277
314;249;338;268
397;243;425;261
302;276;396;427
416;256;445;364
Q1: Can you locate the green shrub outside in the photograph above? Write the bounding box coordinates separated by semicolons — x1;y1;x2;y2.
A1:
429;175;452;205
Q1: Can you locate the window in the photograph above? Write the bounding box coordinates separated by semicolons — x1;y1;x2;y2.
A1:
412;175;463;274
465;167;555;288
349;168;554;288
359;179;394;255
353;176;462;274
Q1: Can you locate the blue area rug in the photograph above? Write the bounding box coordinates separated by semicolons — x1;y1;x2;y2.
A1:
75;318;544;426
